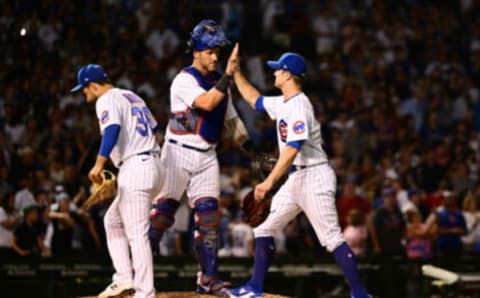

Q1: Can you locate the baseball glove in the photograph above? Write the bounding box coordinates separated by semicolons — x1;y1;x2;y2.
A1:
241;190;272;227
83;170;117;208
255;153;277;173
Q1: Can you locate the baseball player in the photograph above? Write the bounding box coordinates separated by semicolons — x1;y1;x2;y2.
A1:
71;64;164;298
148;20;249;295
227;50;372;298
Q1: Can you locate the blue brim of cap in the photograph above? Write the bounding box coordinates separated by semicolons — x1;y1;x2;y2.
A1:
267;61;282;70
70;84;84;93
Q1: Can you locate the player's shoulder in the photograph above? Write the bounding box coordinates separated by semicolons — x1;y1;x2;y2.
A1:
290;92;313;108
171;70;198;87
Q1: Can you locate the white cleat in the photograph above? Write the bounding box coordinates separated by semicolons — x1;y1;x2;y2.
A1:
97;282;134;298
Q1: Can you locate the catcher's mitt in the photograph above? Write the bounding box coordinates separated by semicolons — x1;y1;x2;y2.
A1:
241;190;272;227
83;170;117;208
255;153;277;173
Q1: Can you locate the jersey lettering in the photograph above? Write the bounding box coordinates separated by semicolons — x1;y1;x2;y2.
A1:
132;106;154;137
279;119;287;142
123;92;142;103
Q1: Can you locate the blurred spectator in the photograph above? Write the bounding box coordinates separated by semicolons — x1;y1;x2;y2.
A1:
0;190;21;257
371;188;407;298
11;205;43;256
461;193;480;253
14;171;36;213
426;191;467;258
343;209;367;257
48;192;77;257
406;211;432;260
229;210;254;258
370;188;406;255
336;181;371;229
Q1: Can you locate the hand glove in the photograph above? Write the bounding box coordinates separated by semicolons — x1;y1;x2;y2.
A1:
241;190;272;227
83;170;116;209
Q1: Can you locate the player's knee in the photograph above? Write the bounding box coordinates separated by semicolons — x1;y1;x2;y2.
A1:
253;224;275;238
325;233;345;253
103;210;122;230
194;197;221;228
150;198;180;230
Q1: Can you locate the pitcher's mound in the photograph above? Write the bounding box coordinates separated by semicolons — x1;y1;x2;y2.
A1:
80;292;290;298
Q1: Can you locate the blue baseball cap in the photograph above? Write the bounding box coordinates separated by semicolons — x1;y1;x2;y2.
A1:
267;52;306;77
70;64;108;92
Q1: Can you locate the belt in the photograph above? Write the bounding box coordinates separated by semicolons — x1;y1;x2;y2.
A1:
288;161;328;174
168;139;211;153
119;151;159;167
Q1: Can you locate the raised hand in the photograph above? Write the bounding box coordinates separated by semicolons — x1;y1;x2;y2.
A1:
225;43;239;76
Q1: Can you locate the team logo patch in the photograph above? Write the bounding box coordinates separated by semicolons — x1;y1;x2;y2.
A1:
279;119;288;142
100;110;109;124
293;120;305;134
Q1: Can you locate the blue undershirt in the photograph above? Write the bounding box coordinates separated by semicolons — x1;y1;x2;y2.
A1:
99;124;121;157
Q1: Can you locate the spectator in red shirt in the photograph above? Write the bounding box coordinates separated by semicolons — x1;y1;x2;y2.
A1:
337;181;371;229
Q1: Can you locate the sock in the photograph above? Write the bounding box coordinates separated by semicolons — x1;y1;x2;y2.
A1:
333;242;367;297
249;237;275;291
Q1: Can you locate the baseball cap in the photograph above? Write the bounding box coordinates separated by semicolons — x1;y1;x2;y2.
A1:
70;64;108;92
267;52;306;77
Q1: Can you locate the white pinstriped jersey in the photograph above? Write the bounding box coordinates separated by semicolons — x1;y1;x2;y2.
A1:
96;88;160;167
165;71;238;149
262;93;328;165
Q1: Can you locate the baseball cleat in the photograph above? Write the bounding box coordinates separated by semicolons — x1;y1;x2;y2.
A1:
97;282;134;298
228;283;263;298
196;272;232;296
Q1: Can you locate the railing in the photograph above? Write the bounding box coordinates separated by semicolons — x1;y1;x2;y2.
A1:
1;254;479;298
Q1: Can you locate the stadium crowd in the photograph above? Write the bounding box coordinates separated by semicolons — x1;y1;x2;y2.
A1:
1;0;480;273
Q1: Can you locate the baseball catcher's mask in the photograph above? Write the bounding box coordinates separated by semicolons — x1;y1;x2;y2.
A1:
187;19;231;51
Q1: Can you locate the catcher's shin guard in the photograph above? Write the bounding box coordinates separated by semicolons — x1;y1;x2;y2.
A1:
193;197;221;278
149;198;179;255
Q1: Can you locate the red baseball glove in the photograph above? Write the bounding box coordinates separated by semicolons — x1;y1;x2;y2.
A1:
241;190;272;227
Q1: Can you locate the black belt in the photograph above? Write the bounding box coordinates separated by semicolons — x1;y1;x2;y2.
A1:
288;162;328;174
168;139;211;153
119;151;159;167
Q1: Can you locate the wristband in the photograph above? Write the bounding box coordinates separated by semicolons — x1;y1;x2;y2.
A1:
214;74;231;93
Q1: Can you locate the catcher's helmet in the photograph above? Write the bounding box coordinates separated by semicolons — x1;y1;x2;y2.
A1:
187;19;231;51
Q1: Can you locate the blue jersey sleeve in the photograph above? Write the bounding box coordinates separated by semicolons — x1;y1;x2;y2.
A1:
286;140;304;150
255;96;265;112
99;124;121;158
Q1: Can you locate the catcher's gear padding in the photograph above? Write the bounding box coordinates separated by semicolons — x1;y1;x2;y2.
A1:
193;197;220;277
187;20;231;51
83;170;116;208
149;198;180;255
241;190;272;227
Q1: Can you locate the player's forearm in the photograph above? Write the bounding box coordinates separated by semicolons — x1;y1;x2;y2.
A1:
94;155;108;169
233;71;260;109
193;88;226;111
265;146;297;186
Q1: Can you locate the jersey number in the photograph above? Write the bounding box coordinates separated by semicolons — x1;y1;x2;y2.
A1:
123;93;154;137
131;107;154;136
